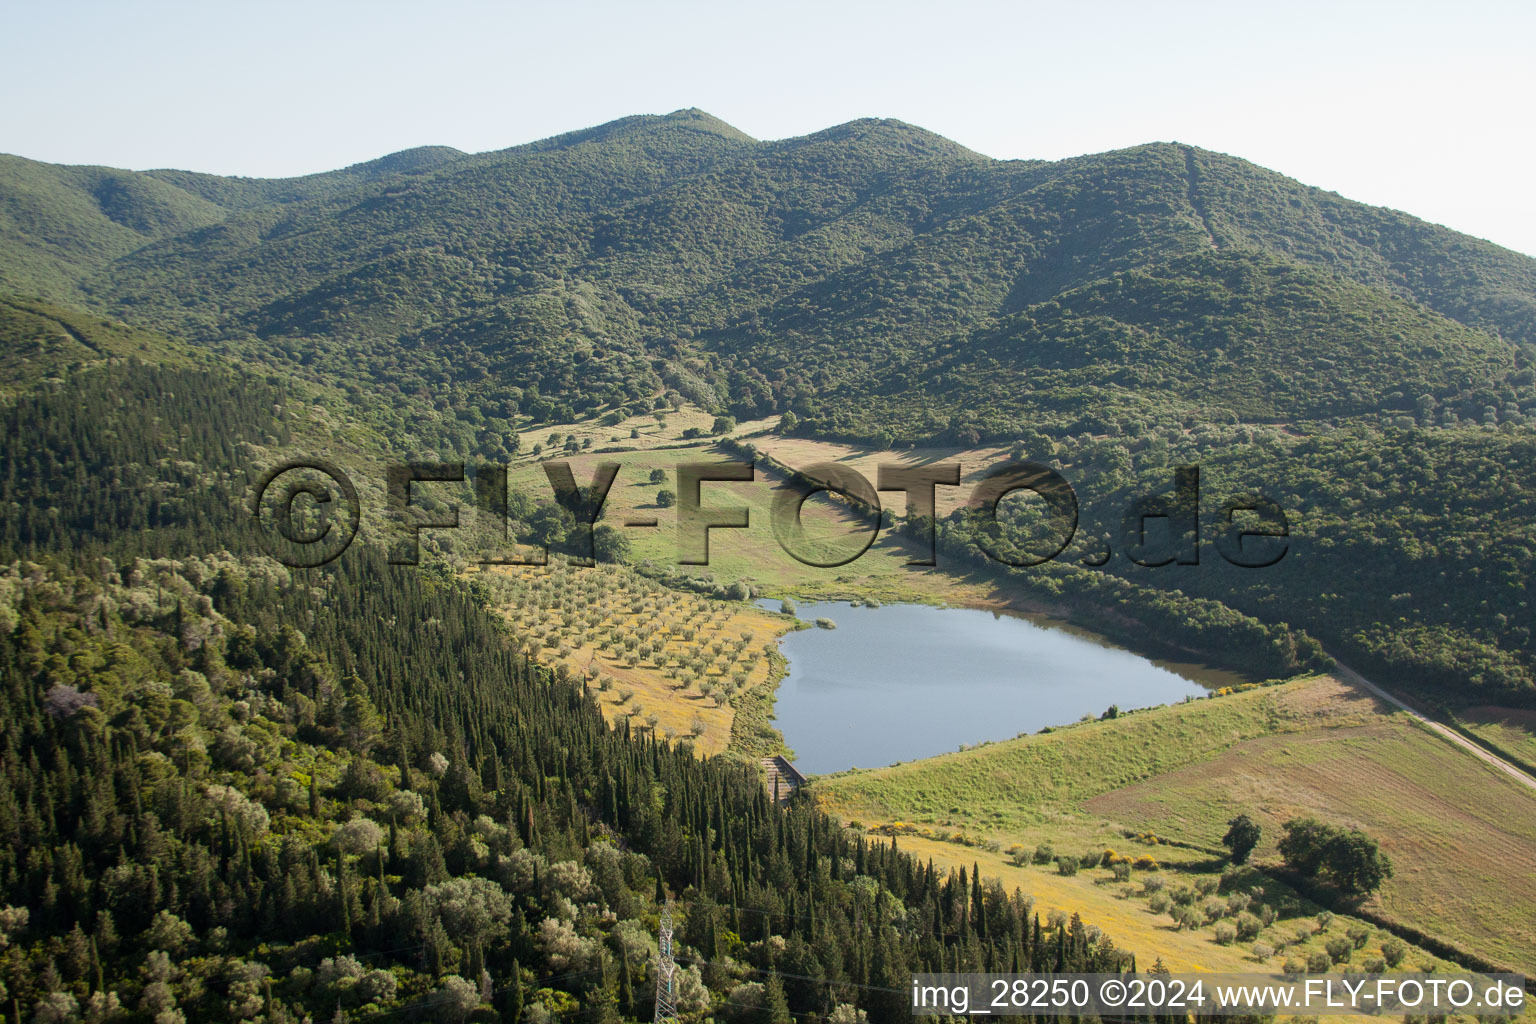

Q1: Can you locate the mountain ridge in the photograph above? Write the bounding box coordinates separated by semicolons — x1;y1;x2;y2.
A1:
6;112;1532;309
2;111;1533;439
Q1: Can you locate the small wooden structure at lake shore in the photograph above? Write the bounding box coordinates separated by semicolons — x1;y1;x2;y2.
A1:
761;755;806;805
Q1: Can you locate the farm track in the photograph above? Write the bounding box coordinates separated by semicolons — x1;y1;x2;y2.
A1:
1331;656;1536;794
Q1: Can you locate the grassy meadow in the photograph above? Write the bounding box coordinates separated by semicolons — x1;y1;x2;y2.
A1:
815;675;1536;975
509;402;736;460
747;433;1020;520
1086;712;1536;974
812;676;1356;832
505;442;1008;604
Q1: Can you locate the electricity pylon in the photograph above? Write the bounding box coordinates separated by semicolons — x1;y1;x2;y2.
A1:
654;899;678;1023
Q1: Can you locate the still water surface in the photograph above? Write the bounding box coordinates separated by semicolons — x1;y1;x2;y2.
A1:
765;600;1223;774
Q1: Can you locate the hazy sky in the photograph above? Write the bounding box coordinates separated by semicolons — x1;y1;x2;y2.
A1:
5;1;1534;255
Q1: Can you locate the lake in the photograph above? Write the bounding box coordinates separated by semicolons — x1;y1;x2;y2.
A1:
764;600;1230;774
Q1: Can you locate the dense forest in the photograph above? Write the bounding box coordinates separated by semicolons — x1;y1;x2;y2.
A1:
0;352;1137;1021
0;548;1129;1022
901;418;1536;701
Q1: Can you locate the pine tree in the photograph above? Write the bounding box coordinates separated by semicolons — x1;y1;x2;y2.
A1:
759;972;792;1024
580;985;623;1024
866;936;909;1020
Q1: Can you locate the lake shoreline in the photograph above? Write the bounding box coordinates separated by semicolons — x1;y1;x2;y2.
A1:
759;598;1223;774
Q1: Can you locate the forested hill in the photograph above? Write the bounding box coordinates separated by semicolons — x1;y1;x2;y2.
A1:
0;326;1129;1021
4;109;1534;438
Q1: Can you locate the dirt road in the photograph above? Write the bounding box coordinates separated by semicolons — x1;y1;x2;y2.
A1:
1331;657;1536;795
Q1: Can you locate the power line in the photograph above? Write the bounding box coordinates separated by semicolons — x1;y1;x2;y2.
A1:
674;954;905;996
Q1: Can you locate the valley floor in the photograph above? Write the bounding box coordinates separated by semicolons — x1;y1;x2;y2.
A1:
486;420;1536;982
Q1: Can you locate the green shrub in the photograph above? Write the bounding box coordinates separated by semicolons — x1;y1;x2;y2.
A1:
1222;814;1262;865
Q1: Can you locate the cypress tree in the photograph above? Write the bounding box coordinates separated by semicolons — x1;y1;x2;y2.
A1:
619;949;635;1018
502;959;524;1023
336;849;351;939
396;739;411;791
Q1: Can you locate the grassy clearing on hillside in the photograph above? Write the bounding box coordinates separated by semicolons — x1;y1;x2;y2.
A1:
748;433;1018;519
816;675;1536;974
474;559;790;756
511;402;722;460
1087;714;1536;974
507;445;1008;604
813;676;1362;832
0;297;197;392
